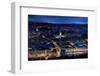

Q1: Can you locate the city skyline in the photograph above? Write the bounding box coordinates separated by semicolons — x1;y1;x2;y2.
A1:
28;15;88;61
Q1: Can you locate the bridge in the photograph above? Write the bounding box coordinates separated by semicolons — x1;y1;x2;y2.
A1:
64;48;87;55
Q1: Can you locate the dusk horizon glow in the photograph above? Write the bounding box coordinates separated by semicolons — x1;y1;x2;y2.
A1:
28;15;88;24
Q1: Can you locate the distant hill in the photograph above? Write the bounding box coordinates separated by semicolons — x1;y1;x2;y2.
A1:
28;21;87;27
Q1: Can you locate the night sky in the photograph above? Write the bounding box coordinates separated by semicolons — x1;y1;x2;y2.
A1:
28;15;88;24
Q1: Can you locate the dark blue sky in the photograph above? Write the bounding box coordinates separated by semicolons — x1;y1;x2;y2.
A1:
28;15;88;24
